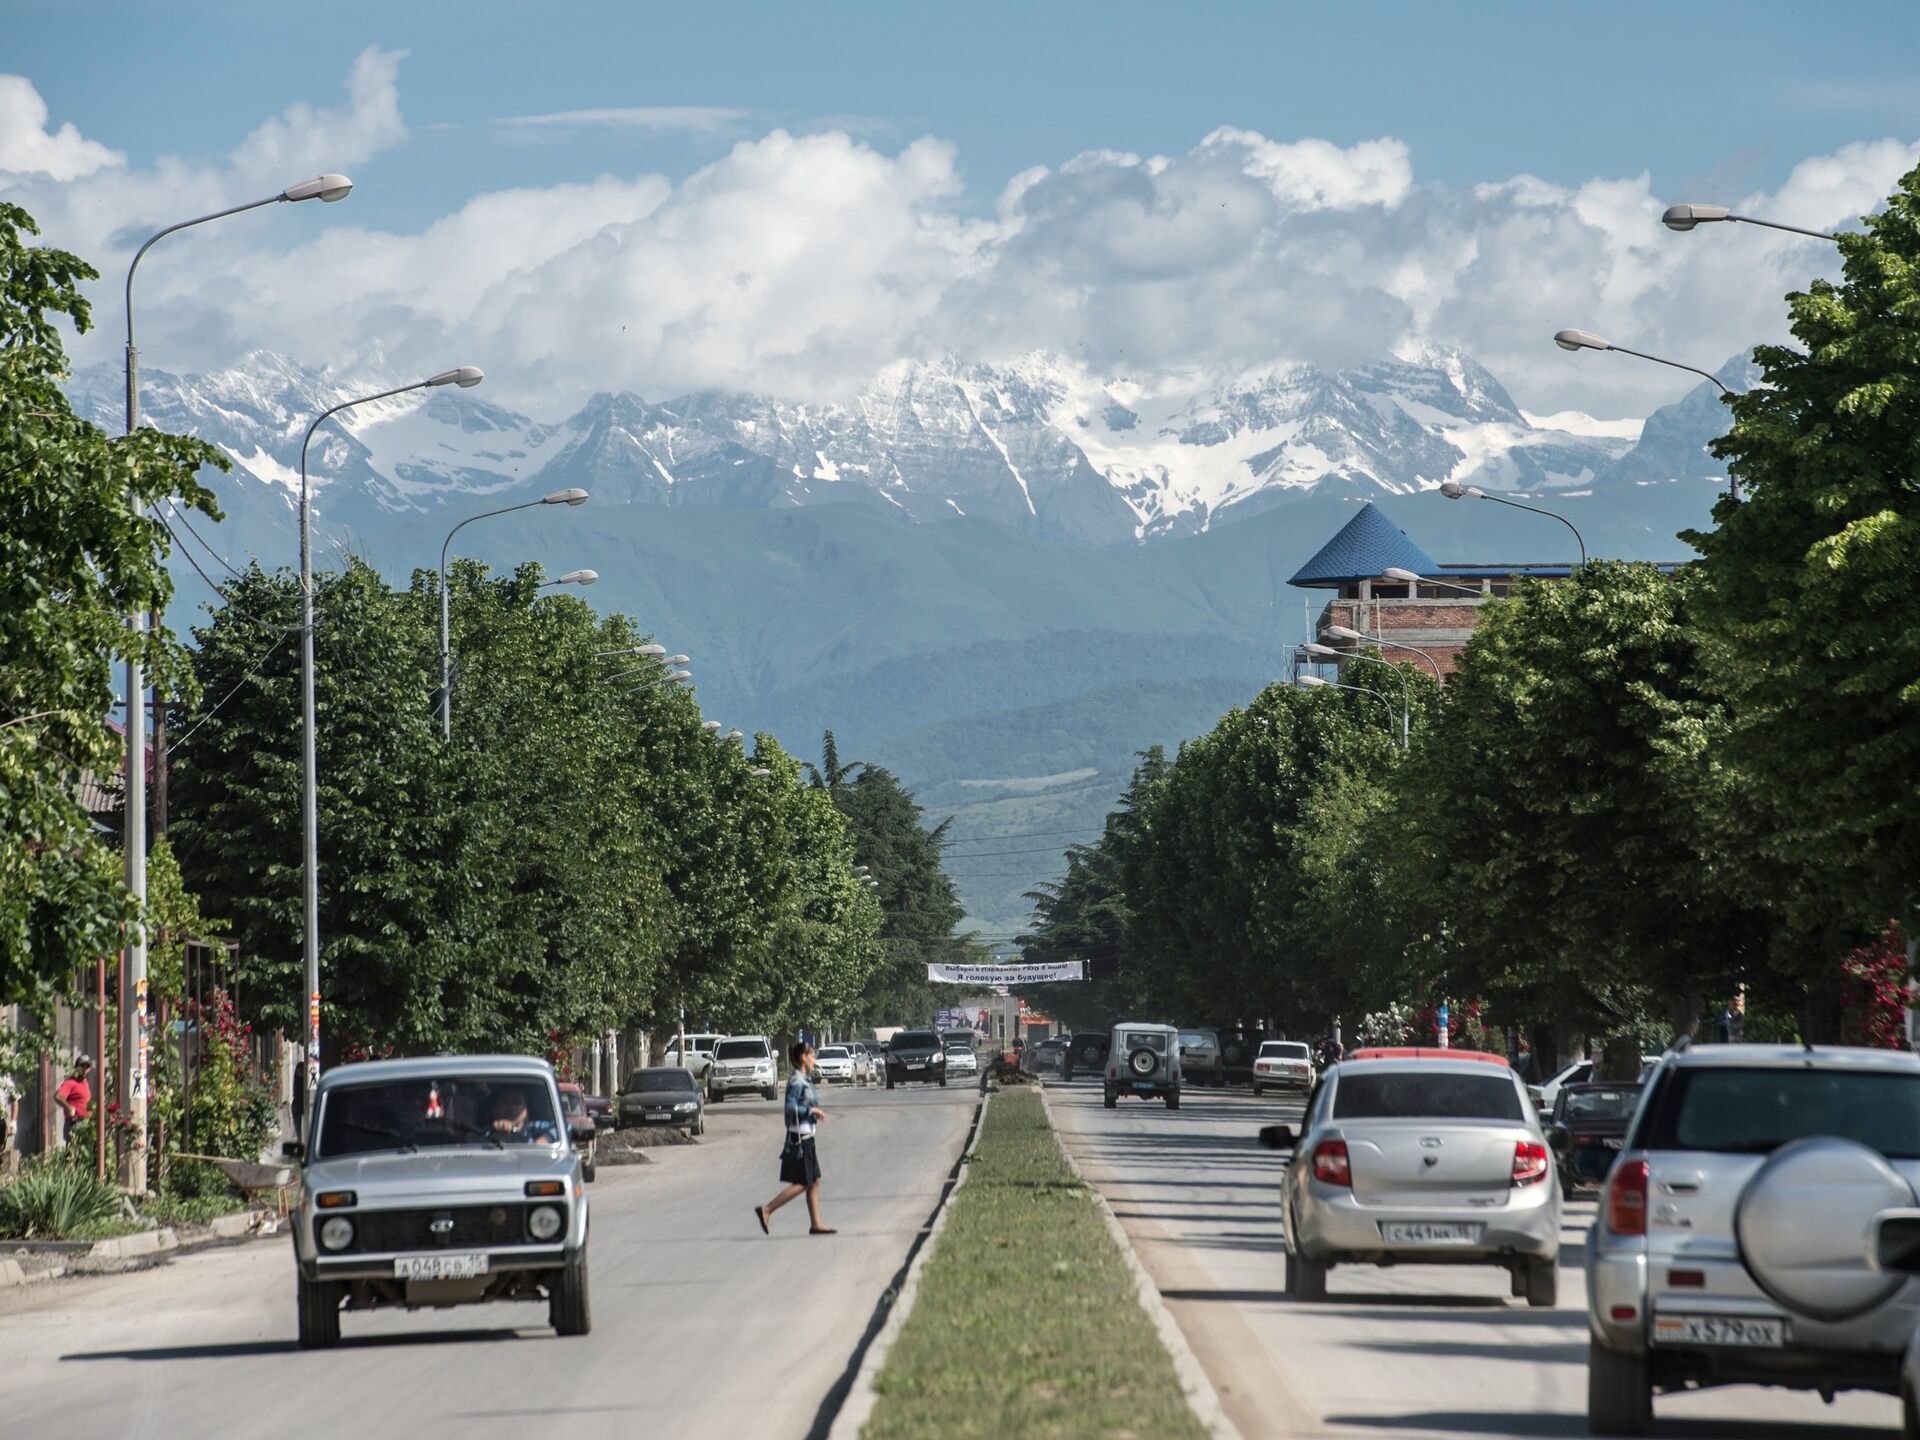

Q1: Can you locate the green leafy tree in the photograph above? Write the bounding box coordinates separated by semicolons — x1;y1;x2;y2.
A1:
1688;162;1920;977
0;203;222;1004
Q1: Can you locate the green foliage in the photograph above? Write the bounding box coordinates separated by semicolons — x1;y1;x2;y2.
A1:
0;202;225;1006
0;1156;127;1239
1688;161;1920;947
163;988;275;1199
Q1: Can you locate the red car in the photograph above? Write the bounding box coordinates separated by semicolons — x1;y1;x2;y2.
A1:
557;1082;600;1182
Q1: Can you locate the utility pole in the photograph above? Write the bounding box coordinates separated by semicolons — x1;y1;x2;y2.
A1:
122;325;151;1194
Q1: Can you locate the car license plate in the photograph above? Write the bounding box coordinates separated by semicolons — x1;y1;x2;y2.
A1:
395;1253;489;1281
907;1062;926;1069
646;1108;671;1119
1654;1314;1785;1349
1379;1222;1483;1245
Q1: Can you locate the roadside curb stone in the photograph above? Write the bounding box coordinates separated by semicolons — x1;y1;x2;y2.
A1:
1040;1085;1247;1440
826;1089;991;1440
0;1258;25;1288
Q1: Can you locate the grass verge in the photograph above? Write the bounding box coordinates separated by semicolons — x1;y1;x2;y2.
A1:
863;1089;1206;1440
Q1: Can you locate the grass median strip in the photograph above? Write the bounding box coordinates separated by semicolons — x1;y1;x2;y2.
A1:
863;1089;1206;1440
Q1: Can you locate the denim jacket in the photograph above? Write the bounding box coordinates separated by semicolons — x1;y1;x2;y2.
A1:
784;1070;818;1135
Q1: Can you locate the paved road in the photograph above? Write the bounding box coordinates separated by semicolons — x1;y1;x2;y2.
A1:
0;1082;976;1440
1047;1078;1904;1440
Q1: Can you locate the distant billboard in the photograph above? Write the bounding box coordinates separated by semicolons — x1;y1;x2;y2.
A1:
926;961;1084;986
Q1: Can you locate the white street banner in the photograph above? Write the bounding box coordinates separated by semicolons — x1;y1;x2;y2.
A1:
926;961;1084;985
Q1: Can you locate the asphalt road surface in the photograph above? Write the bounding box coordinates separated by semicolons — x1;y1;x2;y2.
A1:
1047;1077;1904;1440
0;1081;976;1440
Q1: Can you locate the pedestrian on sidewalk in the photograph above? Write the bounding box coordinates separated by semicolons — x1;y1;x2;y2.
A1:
755;1041;835;1236
53;1054;92;1146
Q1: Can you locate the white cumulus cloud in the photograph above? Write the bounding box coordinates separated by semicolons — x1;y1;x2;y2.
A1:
3;48;1914;420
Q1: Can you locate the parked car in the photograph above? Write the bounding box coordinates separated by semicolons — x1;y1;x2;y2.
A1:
1268;1048;1560;1307
1029;1037;1067;1076
707;1035;778;1102
663;1032;725;1084
1586;1043;1920;1436
1178;1027;1224;1087
1544;1081;1641;1194
1252;1040;1314;1096
850;1042;878;1084
943;1040;980;1080
815;1045;858;1084
884;1030;948;1088
1104;1022;1183;1109
557;1081;599;1182
1060;1031;1111;1082
1214;1024;1267;1085
581;1091;615;1130
288;1054;590;1349
1530;1054;1660;1114
618;1066;705;1135
1872;1213;1920;1438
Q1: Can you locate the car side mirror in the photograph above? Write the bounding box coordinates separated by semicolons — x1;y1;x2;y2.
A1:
1258;1123;1296;1150
1872;1210;1920;1272
280;1140;305;1162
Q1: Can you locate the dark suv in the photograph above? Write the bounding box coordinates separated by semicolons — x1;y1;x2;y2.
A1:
1060;1031;1111;1082
884;1031;948;1088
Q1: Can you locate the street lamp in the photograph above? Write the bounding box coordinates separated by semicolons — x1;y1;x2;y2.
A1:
596;644;666;659
1554;328;1741;499
439;487;587;738
1294;673;1404;749
750;767;773;779
1325;621;1447;680
299;366;483;1098
540;569;597;589
1438;482;1587;568
1660;203;1839;242
119;172;352;1188
1300;647;1411;748
701;720;722;733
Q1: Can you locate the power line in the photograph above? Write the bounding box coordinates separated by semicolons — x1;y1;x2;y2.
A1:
164;498;245;581
168;630;294;748
942;844;1087;859
942;825;1104;843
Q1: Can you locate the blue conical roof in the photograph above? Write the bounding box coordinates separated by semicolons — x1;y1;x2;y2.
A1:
1288;502;1439;587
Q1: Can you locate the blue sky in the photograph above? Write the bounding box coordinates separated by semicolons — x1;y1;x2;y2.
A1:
2;1;1915;415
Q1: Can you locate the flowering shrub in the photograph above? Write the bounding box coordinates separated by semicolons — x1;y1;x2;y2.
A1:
1841;924;1909;1051
165;988;276;1199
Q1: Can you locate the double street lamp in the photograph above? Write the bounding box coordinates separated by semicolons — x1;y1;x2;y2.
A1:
438;488;589;738
299;368;484;1097
120;172;353;1190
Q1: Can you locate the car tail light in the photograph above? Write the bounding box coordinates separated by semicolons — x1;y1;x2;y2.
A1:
1311;1139;1351;1187
1512;1141;1550;1187
1607;1158;1649;1236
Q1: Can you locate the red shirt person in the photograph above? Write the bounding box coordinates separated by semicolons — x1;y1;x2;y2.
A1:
54;1055;92;1139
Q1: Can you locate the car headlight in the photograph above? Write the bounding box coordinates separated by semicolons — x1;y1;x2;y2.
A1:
674;1101;697;1111
527;1204;565;1242
932;1053;945;1063
318;1215;355;1252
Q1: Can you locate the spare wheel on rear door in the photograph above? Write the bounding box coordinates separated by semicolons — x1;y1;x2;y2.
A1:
1735;1135;1914;1321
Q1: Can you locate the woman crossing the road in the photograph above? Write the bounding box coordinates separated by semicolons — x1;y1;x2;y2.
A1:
755;1041;835;1236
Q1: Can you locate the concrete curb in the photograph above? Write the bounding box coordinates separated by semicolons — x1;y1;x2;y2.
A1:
1040;1085;1246;1440
823;1090;992;1440
77;1227;178;1269
0;1258;26;1288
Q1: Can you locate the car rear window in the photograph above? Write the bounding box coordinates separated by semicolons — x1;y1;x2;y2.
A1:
1334;1071;1525;1121
1261;1042;1310;1059
1120;1032;1169;1053
890;1032;939;1050
1564;1087;1639;1120
715;1040;768;1060
627;1068;697;1091
1638;1067;1920;1158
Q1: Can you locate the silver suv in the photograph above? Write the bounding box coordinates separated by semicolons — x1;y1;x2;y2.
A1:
288;1055;590;1349
707;1035;779;1102
1587;1043;1920;1434
1104;1022;1183;1109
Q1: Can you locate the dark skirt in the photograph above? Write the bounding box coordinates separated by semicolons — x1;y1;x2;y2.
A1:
780;1134;822;1186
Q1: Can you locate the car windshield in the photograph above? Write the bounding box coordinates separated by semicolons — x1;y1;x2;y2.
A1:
1334;1071;1524;1121
1261;1042;1310;1059
316;1075;561;1158
716;1040;767;1060
1640;1067;1920;1157
891;1032;939;1050
818;1047;849;1060
1563;1087;1638;1120
559;1089;586;1116
627;1068;697;1092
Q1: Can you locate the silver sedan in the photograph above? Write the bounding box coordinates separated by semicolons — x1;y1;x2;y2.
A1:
1269;1050;1561;1306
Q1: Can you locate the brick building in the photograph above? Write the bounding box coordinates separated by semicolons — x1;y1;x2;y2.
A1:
1288;501;1583;679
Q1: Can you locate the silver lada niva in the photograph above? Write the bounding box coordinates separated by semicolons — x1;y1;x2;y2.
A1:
288;1054;590;1348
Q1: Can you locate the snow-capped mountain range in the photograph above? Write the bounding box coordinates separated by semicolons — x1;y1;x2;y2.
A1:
69;346;1741;548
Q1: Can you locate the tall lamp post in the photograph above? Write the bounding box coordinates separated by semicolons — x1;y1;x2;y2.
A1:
1324;619;1446;680
1660;203;1839;243
299;367;483;1097
1295;673;1405;749
120;172;352;1189
1300;643;1411;747
1438;481;1587;568
1553;329;1741;500
439;488;588;738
